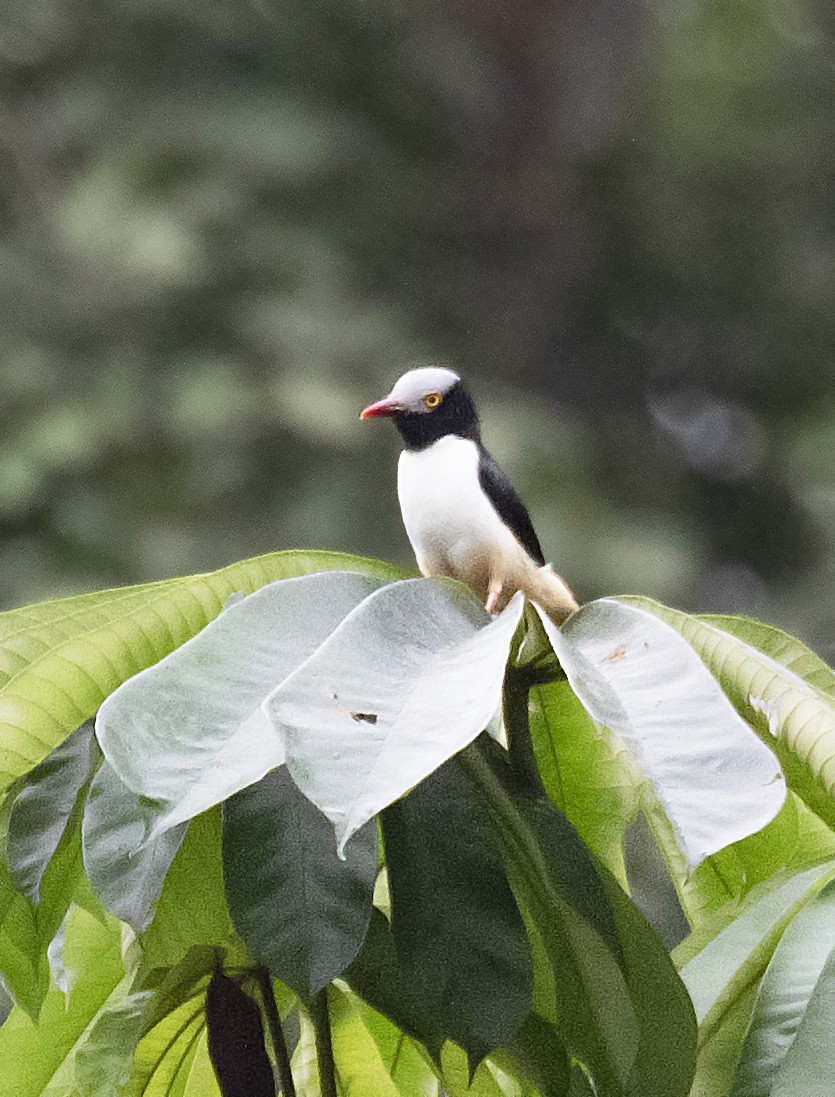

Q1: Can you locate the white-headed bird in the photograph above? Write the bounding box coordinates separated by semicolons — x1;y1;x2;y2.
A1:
361;366;578;623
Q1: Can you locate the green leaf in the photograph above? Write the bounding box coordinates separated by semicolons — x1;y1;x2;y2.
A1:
770;946;835;1097
381;755;532;1065
457;743;638;1094
625;598;835;833
600;872;697;1097
223;766;378;999
679;862;835;1045
328;985;402;1097
0;905;130;1096
491;1012;571;1097
82;760;187;932
528;678;640;884
181;1032;222;1097
689;985;757;1097
730;879;835;1096
97;570;386;840
0;549;399;794
672;791;835;927
345;908;445;1053
138;809;235;977
126;994;205;1097
341;991;440;1097
537;600;786;868
268;580;524;854
7;723;97;902
75;989;153;1097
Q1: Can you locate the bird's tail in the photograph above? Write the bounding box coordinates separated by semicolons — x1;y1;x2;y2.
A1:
526;563;579;626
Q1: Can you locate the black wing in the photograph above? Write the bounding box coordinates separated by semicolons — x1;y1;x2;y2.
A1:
477;446;545;565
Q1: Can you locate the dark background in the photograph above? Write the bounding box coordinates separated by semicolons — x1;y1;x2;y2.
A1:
1;0;833;656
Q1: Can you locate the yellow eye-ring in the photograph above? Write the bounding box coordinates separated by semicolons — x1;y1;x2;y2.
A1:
423;392;443;410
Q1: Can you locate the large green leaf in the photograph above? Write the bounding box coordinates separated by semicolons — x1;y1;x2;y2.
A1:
328;985;402;1097
342;991;441;1097
0;905;130;1097
0;549;400;794
82;760;187;932
97;569;387;840
223;766;378;999
625;598;835;832
137;809;235;978
528;678;640;884
679;862;835;1046
729;879;835;1096
381;755;532;1066
457;743;638;1095
537;600;786;868
268;580;524;854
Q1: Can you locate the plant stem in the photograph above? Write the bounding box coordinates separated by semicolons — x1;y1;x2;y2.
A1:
312;989;339;1097
502;666;546;796
458;738;559;924
256;967;297;1097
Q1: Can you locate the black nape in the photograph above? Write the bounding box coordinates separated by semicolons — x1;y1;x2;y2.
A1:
394;382;481;450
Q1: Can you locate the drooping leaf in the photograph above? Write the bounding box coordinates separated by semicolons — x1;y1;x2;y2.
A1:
0;905;130;1097
223;766;377;999
75;989;153;1097
126;993;205;1097
7;723;97;902
82;760;187;932
689;986;757;1097
537;600;786;868
381;754;531;1065
729;879;835;1096
599;871;697;1097
268;579;524;854
0;793;48;1017
328;985;402;1097
666;790;835;927
0;549;399;794
456;741;639;1094
528;678;640;885
138;809;235;978
205;969;275;1097
679;861;835;1046
490;1012;571;1097
625;598;835;832
769;946;835;1097
181;1032;222;1097
97;570;387;841
342;991;440;1097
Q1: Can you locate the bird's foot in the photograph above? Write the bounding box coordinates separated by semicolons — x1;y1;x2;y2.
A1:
485;580;502;615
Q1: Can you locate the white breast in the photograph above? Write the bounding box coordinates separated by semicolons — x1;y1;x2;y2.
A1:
397;437;525;597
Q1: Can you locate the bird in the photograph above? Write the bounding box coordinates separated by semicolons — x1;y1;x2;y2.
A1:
360;366;578;623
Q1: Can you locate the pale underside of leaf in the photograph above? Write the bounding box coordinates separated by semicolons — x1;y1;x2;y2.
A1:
625;598;835;831
268;580;524;855
537;599;786;868
95;570;385;843
0;549;400;793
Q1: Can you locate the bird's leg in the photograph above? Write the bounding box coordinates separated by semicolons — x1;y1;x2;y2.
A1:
485;575;503;615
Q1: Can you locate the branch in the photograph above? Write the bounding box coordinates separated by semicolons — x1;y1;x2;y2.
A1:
255;967;297;1097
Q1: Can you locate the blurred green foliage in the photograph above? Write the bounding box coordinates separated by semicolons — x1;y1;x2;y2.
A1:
0;0;832;654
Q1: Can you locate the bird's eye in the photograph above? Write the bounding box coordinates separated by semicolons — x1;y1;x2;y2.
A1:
423;392;443;410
